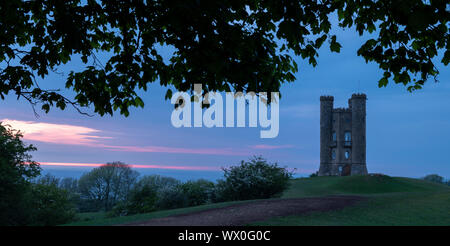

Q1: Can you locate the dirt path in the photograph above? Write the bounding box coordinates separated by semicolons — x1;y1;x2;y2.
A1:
124;195;364;226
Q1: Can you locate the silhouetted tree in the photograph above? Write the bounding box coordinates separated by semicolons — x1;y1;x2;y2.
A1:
35;173;60;186
78;162;139;211
0;123;40;225
135;175;181;191
59;177;79;193
0;1;447;116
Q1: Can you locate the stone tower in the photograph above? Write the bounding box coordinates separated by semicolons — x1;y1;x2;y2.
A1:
318;94;368;176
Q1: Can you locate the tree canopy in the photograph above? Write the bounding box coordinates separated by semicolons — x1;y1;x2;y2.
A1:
78;161;139;211
1;0;448;116
0;123;40;225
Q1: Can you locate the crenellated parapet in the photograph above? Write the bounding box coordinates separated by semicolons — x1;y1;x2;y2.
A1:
333;108;351;113
320;95;334;101
351;93;367;99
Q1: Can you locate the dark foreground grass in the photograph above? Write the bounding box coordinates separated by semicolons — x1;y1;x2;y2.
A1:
65;175;450;226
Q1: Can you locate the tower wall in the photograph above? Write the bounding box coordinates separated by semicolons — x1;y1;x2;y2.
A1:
350;94;368;175
318;96;333;176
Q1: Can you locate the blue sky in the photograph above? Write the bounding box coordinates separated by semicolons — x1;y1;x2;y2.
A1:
1;23;449;181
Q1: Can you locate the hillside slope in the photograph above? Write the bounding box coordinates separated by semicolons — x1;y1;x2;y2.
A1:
283;175;448;198
252;175;450;226
65;175;450;226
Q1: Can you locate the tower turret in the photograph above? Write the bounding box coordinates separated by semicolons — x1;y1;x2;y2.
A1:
350;93;368;175
318;96;334;176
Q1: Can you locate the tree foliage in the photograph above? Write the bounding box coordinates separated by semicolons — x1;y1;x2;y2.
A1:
78;161;139;211
0;124;75;225
0;123;41;225
181;179;215;206
0;0;448;116
134;174;181;191
28;183;76;226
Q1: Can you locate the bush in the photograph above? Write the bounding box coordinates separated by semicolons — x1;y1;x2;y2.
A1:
181;179;215;206
309;171;319;177
110;183;159;217
155;185;188;210
110;175;190;215
28;183;76;225
217;156;293;201
423;174;444;184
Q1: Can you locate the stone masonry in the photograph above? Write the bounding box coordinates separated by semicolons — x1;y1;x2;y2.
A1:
318;94;368;176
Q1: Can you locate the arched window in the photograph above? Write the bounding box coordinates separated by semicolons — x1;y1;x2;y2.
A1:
345;150;350;159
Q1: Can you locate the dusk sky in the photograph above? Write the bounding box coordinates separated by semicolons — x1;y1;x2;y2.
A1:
1;22;449;181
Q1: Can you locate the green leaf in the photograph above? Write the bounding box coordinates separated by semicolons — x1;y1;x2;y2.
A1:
165;89;173;100
330;35;342;53
378;77;388;87
42;104;50;113
134;97;144;108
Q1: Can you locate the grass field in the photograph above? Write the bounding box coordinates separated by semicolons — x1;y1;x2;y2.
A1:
65;200;252;226
64;175;450;226
251;175;450;226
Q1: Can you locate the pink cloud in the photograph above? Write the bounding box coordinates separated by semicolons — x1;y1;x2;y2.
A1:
1;119;247;156
37;162;221;171
101;145;247;156
1;119;110;146
250;144;295;150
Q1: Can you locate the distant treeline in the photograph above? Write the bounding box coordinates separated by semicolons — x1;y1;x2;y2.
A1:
421;174;450;185
34;156;293;221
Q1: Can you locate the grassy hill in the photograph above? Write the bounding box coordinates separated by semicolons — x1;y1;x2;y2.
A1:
283;175;447;197
64;175;450;226
253;175;450;225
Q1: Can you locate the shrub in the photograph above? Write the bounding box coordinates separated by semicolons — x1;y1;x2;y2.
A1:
155;185;188;210
110;183;159;216
423;174;445;184
28;183;76;225
181;179;215;206
309;171;319;177
217;156;293;201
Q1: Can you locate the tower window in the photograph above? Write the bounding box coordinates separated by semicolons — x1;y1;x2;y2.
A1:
345;150;350;159
344;132;351;141
344;132;351;146
331;149;336;160
332;132;337;141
